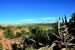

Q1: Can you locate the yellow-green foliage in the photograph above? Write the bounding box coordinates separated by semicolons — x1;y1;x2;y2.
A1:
0;43;3;50
1;23;55;39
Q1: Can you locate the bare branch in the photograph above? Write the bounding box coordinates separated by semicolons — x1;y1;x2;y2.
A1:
52;33;60;39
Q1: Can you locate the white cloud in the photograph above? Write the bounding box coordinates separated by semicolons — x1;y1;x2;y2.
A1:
15;18;39;24
21;19;35;22
41;17;56;20
0;17;57;24
14;17;57;24
0;18;36;24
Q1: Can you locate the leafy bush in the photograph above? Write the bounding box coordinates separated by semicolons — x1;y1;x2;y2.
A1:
25;45;34;50
3;30;14;39
16;32;23;38
30;27;53;47
0;43;3;50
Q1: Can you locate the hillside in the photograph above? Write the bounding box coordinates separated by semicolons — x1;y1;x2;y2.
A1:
0;23;56;50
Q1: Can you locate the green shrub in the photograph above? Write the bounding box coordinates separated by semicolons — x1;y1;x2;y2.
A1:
16;32;24;38
0;43;3;50
3;30;14;39
25;45;34;50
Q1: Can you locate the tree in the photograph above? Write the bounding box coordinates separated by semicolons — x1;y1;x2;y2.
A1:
68;13;75;43
69;13;75;35
69;13;75;25
50;16;75;50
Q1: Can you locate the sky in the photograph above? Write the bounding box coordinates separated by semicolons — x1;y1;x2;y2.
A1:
0;0;75;24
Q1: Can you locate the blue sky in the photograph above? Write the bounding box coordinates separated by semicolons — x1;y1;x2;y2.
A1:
0;0;75;24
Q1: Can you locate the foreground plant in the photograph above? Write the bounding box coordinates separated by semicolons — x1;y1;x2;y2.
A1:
51;16;75;50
